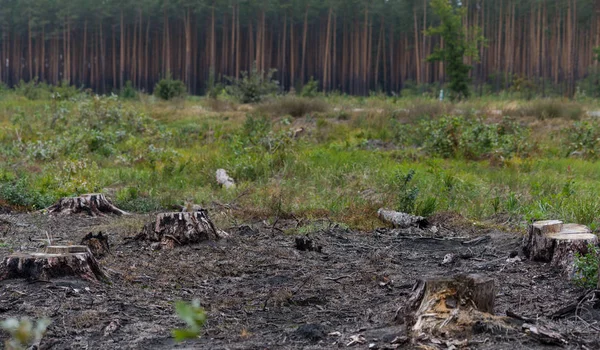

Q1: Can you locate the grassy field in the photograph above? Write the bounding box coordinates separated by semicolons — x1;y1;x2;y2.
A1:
2;91;600;231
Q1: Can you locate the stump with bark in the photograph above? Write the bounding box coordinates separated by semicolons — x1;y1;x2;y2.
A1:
137;211;220;248
523;220;598;276
401;275;509;347
0;245;108;282
46;194;128;217
80;231;110;258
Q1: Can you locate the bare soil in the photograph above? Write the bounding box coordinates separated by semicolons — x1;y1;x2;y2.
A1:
0;212;598;349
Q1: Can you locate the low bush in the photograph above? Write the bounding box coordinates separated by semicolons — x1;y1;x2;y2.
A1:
256;96;329;117
564;120;600;158
120;81;139;100
397;116;532;160
154;75;186;100
300;77;320;98
15;78;52;100
226;63;278;103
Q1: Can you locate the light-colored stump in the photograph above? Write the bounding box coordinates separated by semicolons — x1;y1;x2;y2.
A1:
524;220;598;276
0;245;108;282
402;275;508;347
377;208;427;228
46;194;128;217
137;211;219;248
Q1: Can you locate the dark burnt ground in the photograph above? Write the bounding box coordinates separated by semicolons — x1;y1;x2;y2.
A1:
0;213;598;349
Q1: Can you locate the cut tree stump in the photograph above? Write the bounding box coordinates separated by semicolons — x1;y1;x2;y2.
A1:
137;211;220;248
80;232;110;258
46;194;128;217
523;220;598;276
0;245;108;282
400;275;510;347
377;208;428;228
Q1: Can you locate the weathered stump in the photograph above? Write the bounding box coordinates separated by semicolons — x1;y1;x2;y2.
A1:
401;275;507;347
0;245;108;282
137;211;219;248
523;220;598;276
80;232;110;258
377;208;427;228
46;194;128;216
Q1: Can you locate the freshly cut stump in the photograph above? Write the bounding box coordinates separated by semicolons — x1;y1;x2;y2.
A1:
0;245;108;282
137;211;219;248
523;220;598;276
46;194;128;216
402;275;509;347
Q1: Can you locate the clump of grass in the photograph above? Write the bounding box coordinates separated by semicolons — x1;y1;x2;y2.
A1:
256;95;329;117
505;99;584;120
393;98;452;121
564;120;600;158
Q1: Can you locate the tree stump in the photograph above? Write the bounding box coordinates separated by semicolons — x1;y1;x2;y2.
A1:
137;211;219;248
80;232;110;258
0;245;108;282
402;275;507;346
523;220;598;276
46;194;128;217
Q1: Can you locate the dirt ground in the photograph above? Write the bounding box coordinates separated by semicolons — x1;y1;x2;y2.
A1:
0;211;599;349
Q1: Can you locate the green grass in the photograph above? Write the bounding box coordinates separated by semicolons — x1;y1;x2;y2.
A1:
1;91;600;231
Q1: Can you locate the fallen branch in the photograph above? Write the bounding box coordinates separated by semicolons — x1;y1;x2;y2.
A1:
377;209;428;228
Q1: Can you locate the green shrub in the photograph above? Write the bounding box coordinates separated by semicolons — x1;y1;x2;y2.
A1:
412;116;531;160
120;80;139;100
172;300;206;342
394;169;419;214
256;96;329;117
52;80;81;101
15;78;51;100
565;120;600;158
226;63;278;103
0;179;54;209
154;74;186;100
300;77;320;98
573;244;599;288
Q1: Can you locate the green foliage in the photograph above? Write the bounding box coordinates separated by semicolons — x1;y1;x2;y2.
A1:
172;300;206;342
0;178;54;209
154;74;187;100
394;169;419;214
565;120;600;158
300;77;320;98
408;116;531;160
594;46;600;62
120;81;139;100
206;67;225;99
226;63;279;104
52;81;82;101
573;244;599;288
1;317;51;350
15;78;51;100
426;0;485;100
